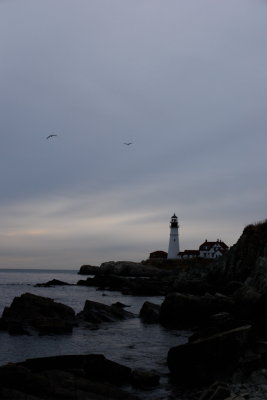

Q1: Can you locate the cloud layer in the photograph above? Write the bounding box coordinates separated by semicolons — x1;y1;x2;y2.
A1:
0;0;266;268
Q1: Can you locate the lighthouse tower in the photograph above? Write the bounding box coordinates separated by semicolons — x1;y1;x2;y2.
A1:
167;213;180;259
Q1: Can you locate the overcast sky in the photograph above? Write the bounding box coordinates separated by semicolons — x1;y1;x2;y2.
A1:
0;0;266;269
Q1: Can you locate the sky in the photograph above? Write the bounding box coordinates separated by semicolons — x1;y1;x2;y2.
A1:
0;0;266;269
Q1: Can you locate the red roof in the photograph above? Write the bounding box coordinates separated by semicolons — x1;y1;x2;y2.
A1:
149;250;167;259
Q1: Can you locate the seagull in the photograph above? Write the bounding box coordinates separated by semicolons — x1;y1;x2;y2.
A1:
46;134;58;139
124;142;132;146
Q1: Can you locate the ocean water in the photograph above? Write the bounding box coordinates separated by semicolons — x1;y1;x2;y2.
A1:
0;268;190;398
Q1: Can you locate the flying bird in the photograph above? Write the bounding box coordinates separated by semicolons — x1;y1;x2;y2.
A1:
124;142;132;146
46;134;58;139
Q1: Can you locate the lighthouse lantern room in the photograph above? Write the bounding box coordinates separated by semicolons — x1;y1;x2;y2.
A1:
167;213;180;259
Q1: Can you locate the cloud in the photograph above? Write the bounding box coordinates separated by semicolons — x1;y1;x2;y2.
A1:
0;0;266;267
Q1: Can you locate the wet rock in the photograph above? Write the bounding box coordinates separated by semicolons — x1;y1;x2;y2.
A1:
76;299;135;324
167;325;252;386
0;293;76;335
139;301;161;323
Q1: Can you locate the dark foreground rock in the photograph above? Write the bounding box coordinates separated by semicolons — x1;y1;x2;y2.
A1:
168;325;252;386
76;299;135;324
0;293;76;335
199;381;231;400
0;354;139;400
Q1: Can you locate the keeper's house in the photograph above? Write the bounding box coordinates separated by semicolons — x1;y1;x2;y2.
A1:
178;239;229;260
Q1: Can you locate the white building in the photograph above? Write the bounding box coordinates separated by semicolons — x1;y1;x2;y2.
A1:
178;240;229;260
167;213;180;259
199;239;228;259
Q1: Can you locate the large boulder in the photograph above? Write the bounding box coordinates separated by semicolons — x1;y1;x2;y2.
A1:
139;301;161;323
0;355;138;400
22;354;132;384
0;293;76;335
167;325;252;386
78;265;99;275
159;292;234;328
76;299;135;324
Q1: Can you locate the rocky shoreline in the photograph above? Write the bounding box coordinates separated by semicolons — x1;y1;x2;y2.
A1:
1;219;267;399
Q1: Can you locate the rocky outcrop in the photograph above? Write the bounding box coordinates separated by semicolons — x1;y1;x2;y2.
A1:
159;292;235;329
245;244;267;293
0;354;139;400
0;293;76;335
97;261;165;277
77;274;170;295
78;265;99;275
76;299;135;324
77;261;214;296
35;279;72;287
207;220;267;291
167;325;252;386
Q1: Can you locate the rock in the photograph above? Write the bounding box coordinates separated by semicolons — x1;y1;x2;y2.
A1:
131;369;160;388
112;301;130;308
167;325;252;386
199;381;231;400
159;292;234;328
231;285;261;320
190;311;246;342
23;354;132;385
77;274;170;296
206;221;267;291
172;278;215;295
98;261;164;277
78;265;99;275
34;279;72;287
0;355;138;400
83;354;132;384
0;293;76;335
139;301;161;323
76;299;135;324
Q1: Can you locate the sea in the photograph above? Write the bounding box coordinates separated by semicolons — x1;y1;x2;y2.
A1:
0;268;191;399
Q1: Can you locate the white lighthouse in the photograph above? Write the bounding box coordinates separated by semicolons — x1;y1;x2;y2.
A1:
167;213;180;259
